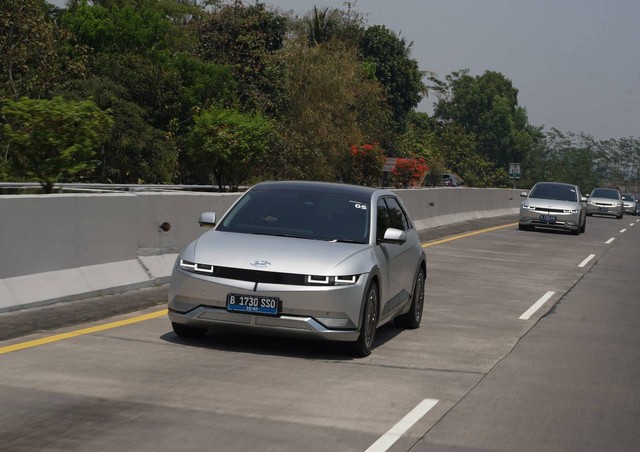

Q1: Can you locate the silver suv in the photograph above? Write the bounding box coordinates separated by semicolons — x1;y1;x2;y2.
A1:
621;194;637;216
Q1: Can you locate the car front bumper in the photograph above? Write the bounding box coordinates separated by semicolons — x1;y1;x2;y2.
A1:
586;204;622;216
168;266;367;341
519;209;581;232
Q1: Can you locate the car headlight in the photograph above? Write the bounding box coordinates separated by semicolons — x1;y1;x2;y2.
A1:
306;275;360;286
521;203;533;210
179;259;214;274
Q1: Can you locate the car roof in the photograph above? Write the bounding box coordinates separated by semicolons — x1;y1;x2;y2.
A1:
250;180;389;199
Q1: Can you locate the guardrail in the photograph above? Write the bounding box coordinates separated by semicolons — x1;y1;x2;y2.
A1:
0;187;521;312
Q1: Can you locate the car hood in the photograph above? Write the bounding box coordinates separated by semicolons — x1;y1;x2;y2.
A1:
182;231;374;275
524;198;581;210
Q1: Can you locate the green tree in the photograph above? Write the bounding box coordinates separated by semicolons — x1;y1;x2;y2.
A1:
197;1;287;114
55;76;179;184
1;96;112;193
0;0;88;99
59;0;237;184
189;106;274;191
358;25;426;132
273;39;389;181
430;69;541;172
431;122;509;188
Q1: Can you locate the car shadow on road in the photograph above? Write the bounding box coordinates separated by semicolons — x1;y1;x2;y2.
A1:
159;322;403;361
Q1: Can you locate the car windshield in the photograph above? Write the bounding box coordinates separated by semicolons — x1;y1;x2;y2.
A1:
530;184;578;202
591;188;619;199
217;189;370;244
622;195;634;201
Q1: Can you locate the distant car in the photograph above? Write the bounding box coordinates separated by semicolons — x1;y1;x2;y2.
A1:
621;194;637;216
586;188;623;219
168;181;427;357
519;182;587;235
440;173;465;187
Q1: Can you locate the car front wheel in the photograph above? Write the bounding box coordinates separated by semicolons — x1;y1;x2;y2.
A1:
395;269;425;329
351;282;378;357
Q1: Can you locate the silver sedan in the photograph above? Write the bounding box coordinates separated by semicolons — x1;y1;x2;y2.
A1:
168;181;427;356
519;182;587;235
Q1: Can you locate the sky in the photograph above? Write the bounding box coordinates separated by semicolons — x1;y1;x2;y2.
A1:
49;0;640;140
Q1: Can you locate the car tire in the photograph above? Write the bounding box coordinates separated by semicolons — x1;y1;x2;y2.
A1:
351;282;378;357
172;322;207;339
518;223;529;231
580;219;586;233
395;269;425;329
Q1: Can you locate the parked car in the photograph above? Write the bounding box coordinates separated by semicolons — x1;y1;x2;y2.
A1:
168;181;427;357
621;194;637;216
586;188;623;219
519;181;587;235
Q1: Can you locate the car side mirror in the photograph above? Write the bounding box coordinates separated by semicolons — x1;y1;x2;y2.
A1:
520;191;528;198
198;212;216;228
380;228;407;245
580;196;588;202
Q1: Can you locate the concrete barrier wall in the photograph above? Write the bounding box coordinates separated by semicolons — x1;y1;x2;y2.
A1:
0;187;521;312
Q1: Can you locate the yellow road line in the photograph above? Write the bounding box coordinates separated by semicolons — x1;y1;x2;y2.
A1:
0;309;167;355
423;222;518;248
1;222;517;356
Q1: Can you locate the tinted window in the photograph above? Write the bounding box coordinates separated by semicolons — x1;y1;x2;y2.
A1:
591;188;620;199
384;197;410;230
530;184;578;202
218;190;370;243
377;196;410;241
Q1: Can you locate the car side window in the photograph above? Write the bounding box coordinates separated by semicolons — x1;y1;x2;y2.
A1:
384;197;410;231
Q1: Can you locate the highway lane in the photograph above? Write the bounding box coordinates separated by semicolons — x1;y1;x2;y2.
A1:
0;214;638;451
415;214;640;451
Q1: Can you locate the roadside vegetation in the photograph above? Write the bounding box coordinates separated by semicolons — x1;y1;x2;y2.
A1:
1;0;638;193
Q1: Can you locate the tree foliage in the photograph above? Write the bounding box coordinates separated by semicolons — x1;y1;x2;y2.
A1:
272;39;390;182
1;96;112;192
430;69;542;172
189;106;274;191
358;25;426;133
1;1;637;192
197;1;287;114
0;0;88;100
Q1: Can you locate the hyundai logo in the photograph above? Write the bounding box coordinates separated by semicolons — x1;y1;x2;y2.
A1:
250;260;271;268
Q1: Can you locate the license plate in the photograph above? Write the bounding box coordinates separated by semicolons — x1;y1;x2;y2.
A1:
598;207;607;212
227;293;280;316
539;215;557;223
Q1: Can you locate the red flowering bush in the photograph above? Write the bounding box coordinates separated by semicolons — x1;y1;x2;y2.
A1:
392;158;429;188
349;143;386;186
